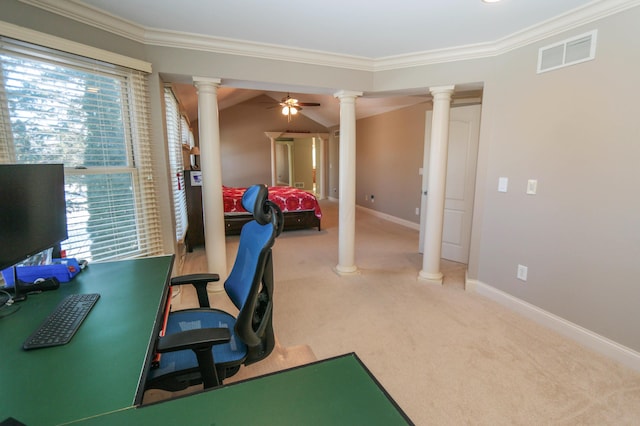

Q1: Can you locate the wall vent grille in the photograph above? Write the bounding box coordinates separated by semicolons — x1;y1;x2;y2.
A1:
537;30;597;74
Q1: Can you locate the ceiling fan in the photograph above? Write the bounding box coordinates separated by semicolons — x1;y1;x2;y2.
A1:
277;93;321;121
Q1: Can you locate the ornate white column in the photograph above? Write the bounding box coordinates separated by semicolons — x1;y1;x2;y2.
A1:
419;85;455;284
193;77;226;291
334;90;362;275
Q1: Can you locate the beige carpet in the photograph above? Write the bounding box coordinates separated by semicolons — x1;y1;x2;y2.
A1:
161;200;640;424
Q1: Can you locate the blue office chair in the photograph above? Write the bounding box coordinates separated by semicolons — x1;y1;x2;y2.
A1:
147;184;283;391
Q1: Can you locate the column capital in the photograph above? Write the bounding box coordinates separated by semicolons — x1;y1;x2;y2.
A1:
429;85;455;97
264;132;283;140
334;90;363;100
193;77;222;86
194;78;221;96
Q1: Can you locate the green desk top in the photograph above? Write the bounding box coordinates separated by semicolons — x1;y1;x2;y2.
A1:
0;255;173;426
72;353;413;426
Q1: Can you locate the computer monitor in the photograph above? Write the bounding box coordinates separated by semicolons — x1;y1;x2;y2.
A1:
0;164;68;300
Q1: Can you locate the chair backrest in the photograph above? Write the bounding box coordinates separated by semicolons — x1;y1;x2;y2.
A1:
224;184;283;364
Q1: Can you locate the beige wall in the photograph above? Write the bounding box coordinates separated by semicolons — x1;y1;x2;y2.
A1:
148;45;373;94
355;102;431;221
0;1;145;60
346;9;640;353
219;95;328;187
472;9;640;351
2;0;640;354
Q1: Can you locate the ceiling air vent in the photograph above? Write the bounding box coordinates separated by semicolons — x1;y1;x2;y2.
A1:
537;30;597;74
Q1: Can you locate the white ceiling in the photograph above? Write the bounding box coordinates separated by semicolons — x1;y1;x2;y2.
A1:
35;0;598;126
77;0;593;59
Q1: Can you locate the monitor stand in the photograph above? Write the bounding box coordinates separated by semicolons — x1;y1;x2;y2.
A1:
11;267;27;302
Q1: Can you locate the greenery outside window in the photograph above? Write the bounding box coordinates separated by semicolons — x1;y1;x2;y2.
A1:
0;37;162;262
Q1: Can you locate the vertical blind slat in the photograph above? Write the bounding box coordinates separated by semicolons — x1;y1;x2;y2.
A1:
165;88;188;242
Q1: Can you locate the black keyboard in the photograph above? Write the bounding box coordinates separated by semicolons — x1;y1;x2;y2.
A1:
23;293;100;350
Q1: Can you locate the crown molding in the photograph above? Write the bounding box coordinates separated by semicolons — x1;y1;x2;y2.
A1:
144;28;373;71
375;0;640;71
19;0;374;71
374;42;498;71
19;0;147;43
492;0;640;56
18;0;640;73
0;20;152;72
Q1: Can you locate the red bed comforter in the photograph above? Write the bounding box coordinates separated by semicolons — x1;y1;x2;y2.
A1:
223;186;322;219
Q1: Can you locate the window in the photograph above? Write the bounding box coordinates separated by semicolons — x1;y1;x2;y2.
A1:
164;87;189;242
0;37;162;262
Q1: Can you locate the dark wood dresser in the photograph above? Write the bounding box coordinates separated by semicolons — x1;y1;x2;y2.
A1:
184;170;204;251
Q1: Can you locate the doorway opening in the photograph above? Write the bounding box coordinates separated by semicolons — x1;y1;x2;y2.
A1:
266;132;329;199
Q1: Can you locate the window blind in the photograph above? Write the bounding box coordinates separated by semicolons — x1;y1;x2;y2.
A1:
0;36;163;262
164;87;188;242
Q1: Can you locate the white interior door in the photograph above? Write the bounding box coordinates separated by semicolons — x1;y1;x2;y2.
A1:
419;104;481;264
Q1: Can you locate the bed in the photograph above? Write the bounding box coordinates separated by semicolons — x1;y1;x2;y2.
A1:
223;185;322;235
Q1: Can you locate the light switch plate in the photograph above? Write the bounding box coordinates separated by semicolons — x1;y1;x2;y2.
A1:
498;177;508;192
517;264;528;281
527;179;538;195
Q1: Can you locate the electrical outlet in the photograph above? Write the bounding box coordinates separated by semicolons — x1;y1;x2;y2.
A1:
370;194;374;203
415;207;420;215
517;264;528;281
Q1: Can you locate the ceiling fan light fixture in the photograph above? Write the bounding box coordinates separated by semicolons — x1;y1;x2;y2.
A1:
278;93;318;121
282;106;298;116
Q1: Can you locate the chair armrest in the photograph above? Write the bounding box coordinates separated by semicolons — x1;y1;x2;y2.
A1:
170;273;220;286
156;327;231;389
156;327;230;353
170;273;220;308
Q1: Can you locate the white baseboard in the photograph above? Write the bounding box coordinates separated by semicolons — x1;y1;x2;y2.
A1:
466;278;640;373
356;205;420;230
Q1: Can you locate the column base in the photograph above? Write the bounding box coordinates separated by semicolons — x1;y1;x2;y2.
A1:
334;264;360;276
418;270;443;285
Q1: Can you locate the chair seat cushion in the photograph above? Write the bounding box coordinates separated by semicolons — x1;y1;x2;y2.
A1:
149;309;248;380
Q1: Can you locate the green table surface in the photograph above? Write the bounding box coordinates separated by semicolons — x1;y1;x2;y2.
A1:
0;255;173;426
71;353;413;426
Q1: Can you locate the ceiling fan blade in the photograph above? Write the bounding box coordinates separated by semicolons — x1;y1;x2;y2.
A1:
297;102;320;107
